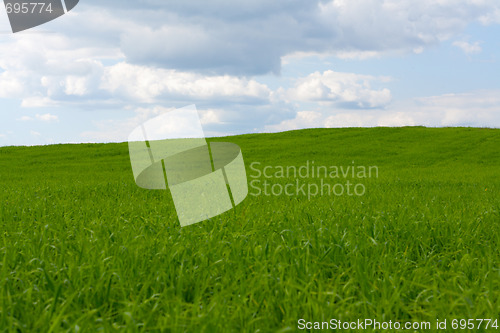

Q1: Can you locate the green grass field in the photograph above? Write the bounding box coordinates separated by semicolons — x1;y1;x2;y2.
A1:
0;127;499;332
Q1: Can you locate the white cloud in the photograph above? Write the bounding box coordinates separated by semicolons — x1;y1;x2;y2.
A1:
412;91;500;126
199;109;225;125
81;101;296;142
81;106;179;142
453;40;483;54
316;0;498;53
334;51;383;60
78;88;500;143
376;112;417;127
288;70;392;108
36;113;59;122
17;113;59;122
0;30;118;107
21;96;60;108
100;62;272;103
18;116;34;121
0;71;25;98
265;111;323;132
478;6;500;25
267;90;500;131
325;113;376;128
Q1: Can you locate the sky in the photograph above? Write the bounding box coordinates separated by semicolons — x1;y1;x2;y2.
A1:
1;0;500;146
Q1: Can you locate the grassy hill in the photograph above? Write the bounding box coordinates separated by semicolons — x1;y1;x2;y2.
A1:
0;127;499;331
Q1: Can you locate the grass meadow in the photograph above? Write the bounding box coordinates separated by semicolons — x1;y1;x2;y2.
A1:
0;127;499;332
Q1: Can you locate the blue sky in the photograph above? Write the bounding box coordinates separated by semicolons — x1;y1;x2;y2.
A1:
1;0;500;146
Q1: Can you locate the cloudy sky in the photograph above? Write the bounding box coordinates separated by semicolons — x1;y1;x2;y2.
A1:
1;0;500;146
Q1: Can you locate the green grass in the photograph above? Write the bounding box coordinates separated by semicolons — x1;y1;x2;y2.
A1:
0;127;499;332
